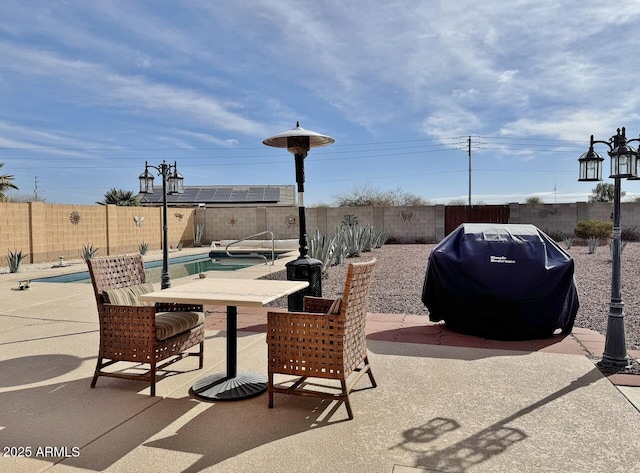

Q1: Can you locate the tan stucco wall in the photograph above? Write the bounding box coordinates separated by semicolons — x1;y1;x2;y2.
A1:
0;203;196;263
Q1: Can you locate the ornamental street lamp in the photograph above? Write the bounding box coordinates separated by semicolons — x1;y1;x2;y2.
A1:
263;122;335;310
139;160;184;289
578;127;638;369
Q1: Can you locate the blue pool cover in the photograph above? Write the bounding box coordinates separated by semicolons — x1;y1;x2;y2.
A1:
422;223;579;340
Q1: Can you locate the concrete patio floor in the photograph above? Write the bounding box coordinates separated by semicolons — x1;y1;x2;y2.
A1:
1;251;639;473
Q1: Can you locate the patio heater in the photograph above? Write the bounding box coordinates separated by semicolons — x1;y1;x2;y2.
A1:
139;160;184;289
578;127;637;369
263;122;335;310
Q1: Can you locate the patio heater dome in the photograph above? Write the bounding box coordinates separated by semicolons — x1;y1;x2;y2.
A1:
263;122;334;155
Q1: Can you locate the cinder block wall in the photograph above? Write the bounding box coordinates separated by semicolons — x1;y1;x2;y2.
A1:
0;203;195;263
2;201;638;264
0;202;30;255
513;203;579;237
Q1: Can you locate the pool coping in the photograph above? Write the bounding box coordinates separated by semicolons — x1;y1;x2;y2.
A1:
0;247;297;284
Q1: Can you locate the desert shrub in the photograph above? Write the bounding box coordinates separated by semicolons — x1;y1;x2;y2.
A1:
575;220;613;240
544;229;565;241
384;235;403;244
622;226;640;242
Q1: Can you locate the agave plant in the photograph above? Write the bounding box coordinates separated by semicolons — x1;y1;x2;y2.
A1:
194;224;205;247
6;249;28;273
308;229;337;278
341;224;362;258
81;243;99;261
373;228;389;248
608;239;627;258
139;241;149;255
587;237;599;254
563;237;573;250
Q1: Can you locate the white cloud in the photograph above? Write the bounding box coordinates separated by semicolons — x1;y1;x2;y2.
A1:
498;70;518;83
0;43;270;137
170;129;241;147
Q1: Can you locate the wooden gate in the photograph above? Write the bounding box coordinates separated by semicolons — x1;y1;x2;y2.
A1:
445;205;510;235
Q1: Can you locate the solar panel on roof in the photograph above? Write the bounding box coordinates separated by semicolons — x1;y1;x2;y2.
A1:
139;186;289;204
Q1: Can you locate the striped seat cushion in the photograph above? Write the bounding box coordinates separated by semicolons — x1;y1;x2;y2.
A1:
155;311;205;341
127;282;156;306
102;282;155;306
325;297;342;315
102;287;132;305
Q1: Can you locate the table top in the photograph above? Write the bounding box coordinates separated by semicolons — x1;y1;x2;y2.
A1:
138;278;309;307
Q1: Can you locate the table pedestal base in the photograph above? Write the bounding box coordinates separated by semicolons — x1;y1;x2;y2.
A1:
191;372;267;401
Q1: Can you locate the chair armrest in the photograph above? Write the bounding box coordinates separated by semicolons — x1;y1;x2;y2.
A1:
267;309;334;336
303;296;335;313
267;309;327;327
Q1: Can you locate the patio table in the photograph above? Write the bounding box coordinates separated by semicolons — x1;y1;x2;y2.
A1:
138;277;308;401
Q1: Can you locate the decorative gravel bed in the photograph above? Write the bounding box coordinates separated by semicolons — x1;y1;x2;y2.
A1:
267;243;640;351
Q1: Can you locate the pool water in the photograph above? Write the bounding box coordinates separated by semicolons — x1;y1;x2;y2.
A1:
33;254;261;284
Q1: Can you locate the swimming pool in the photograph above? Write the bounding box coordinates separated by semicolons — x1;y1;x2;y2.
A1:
33;254;264;284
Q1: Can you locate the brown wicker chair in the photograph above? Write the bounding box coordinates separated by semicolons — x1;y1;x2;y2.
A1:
87;254;205;396
266;259;377;419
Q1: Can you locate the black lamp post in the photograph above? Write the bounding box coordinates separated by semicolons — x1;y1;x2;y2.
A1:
263;122;334;310
139;160;184;289
578;127;637;369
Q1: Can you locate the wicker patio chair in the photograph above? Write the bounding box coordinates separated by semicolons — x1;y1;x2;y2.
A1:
87;254;205;396
266;259;377;419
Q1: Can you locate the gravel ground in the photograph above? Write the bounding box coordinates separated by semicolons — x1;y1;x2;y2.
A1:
272;243;640;351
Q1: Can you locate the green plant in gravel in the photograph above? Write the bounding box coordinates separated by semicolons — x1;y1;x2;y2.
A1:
333;226;347;265
341;224;363;257
308;229;337;278
194;224;204;247
587;237;599;254
608;240;628;258
139;241;149;255
563;237;573;250
6;249;28;273
575;220;613;240
373;228;389;248
307;224;388;276
81;243;99;261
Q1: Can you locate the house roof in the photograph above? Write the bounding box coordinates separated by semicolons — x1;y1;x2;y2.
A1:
137;185;294;206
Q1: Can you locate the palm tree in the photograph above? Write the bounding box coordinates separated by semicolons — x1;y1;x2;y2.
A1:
0;163;19;202
98;188;141;206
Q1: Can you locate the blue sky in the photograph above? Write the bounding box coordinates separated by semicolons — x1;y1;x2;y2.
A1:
2;0;640;205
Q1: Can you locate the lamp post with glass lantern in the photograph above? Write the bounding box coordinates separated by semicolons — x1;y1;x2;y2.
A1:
139;160;184;289
263;122;335;310
578;127;638;369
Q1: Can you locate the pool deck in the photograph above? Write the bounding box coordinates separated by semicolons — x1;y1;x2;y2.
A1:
1;248;639;473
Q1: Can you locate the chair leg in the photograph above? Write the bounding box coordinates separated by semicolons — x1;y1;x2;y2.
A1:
198;341;204;369
150;361;157;397
341;379;354;420
364;357;377;388
91;357;102;388
268;372;274;408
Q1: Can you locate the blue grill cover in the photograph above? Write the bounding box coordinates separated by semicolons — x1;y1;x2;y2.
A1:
422;223;579;340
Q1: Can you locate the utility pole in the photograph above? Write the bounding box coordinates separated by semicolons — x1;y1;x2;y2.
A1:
34;176;40;201
468;136;472;206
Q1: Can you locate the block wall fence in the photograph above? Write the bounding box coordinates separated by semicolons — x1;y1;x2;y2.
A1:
1;201;638;264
